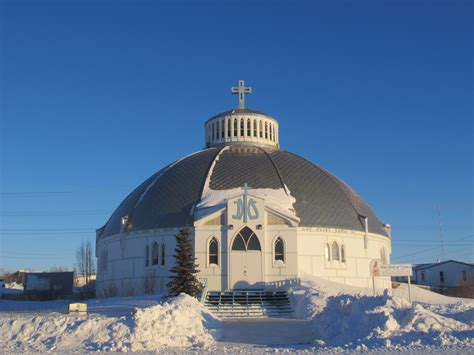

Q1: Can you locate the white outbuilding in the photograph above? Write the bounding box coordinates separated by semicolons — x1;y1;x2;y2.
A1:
96;81;392;297
413;260;474;289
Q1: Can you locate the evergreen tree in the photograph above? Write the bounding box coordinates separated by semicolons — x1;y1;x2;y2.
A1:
166;228;202;298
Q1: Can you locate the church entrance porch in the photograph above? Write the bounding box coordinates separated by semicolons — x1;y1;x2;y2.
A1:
229;227;263;290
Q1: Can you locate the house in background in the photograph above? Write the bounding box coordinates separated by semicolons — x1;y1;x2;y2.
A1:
413;260;473;290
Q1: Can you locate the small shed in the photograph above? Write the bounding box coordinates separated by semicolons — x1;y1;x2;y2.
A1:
24;272;74;299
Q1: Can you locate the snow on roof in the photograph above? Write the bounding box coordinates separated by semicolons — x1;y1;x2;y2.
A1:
413;260;474;271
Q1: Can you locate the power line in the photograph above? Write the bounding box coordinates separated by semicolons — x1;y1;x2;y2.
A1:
0;191;73;196
0;210;111;216
1;255;68;260
391;242;470;260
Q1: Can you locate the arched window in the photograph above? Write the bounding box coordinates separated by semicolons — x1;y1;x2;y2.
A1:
341;244;346;263
209;238;218;265
259;120;263;137
240;118;244;136
232;227;261;251
233;119;237;137
325;243;330;261
331;242;340;261
247;118;251;136
274;237;284;262
253;119;257;136
227;119;231;137
265;122;268;139
152;242;159;265
145;245;149;267
161;243;165;266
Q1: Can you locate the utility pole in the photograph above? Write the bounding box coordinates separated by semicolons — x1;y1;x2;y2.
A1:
437;204;445;262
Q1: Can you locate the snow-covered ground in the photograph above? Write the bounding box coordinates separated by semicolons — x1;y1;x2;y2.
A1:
0;277;473;353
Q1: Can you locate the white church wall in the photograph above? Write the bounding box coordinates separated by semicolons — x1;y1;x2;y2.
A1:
263;226;298;286
194;226;228;291
296;228;392;290
96;229;181;297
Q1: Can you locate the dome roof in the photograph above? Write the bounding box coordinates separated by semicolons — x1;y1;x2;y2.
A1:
99;145;388;239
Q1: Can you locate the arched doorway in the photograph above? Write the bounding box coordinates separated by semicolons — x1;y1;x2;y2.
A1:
229;226;263;289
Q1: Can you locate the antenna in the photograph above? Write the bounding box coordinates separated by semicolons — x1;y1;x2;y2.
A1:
437;204;445;261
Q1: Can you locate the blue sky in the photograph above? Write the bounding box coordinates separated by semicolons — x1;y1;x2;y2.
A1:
1;0;472;271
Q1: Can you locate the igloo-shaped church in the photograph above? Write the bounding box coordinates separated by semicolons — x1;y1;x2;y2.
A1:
96;81;392;296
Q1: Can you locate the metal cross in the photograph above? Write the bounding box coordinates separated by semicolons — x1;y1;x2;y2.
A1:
242;183;250;223
231;80;252;109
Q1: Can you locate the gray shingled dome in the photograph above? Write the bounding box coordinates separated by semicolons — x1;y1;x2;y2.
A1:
99;145;388;239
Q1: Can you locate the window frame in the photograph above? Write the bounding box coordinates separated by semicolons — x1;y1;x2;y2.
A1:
161;243;165;266
145;245;149;267
208;237;219;267
152;242;159;266
325;243;330;261
273;237;285;265
331;242;340;261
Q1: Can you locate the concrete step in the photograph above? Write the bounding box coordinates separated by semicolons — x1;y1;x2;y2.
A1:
204;290;294;319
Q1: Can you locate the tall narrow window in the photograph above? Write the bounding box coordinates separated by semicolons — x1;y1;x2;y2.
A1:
269;123;273;140
161;243;165;266
341;244;346;263
220;120;225;139
209;238;218;265
331;242;340;261
145;245;149;267
462;270;467;282
421;271;426;282
253;119;257;136
227;119;231;137
259;121;263;137
440;271;445;283
233;119;237;137
325;244;330;261
265;122;268;139
152;242;159;265
247;119;251;136
274;237;284;262
240;119;244;136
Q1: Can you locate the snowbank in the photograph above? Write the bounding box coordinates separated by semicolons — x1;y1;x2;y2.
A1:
131;293;220;351
0;294;221;352
295;275;474;350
